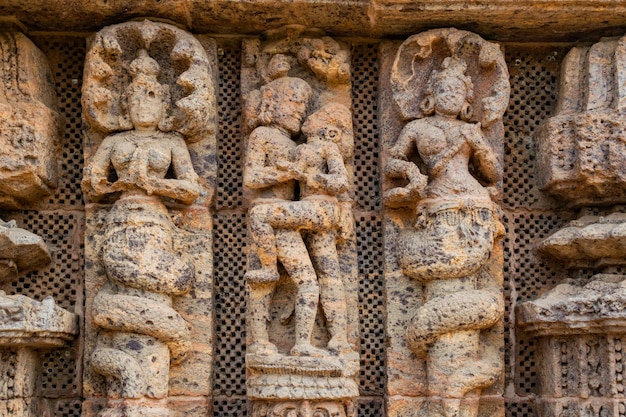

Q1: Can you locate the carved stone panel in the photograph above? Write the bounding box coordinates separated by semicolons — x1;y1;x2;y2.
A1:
241;26;359;416
81;20;217;417
0;32;62;209
380;29;510;417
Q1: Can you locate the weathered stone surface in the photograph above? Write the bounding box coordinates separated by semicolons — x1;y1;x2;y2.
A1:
537;34;626;207
241;27;359;414
381;29;508;417
517;274;626;337
538;212;626;269
0;31;62;209
81;20;216;417
1;1;626;42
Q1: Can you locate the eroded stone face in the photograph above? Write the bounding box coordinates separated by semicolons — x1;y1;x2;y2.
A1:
241;27;358;415
0;32;62;209
381;28;509;417
81;20;216;417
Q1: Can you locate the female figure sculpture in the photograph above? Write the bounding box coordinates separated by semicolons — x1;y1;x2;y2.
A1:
84;50;200;416
385;54;506;417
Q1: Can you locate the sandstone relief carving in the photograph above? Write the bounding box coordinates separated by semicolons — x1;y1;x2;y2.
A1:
0;31;62;209
242;27;359;417
81;21;216;417
381;28;509;417
0;30;76;417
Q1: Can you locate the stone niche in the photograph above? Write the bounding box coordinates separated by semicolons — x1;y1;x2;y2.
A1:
380;28;509;417
241;26;360;417
81;20;217;417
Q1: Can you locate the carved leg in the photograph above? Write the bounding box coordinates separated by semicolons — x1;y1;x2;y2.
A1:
248;280;279;356
275;229;325;357
308;231;350;353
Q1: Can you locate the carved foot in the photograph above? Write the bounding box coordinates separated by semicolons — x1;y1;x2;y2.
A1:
290;343;327;357
245;268;280;283
249;341;279;356
327;335;353;355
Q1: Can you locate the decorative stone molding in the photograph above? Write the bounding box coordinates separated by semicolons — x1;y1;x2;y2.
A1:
81;20;216;417
0;31;62;209
241;26;359;417
381;28;509;417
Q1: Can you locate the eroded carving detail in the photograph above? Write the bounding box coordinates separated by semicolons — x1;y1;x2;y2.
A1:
383;28;509;417
0;31;75;417
242;27;358;413
0;32;62;208
82;21;216;416
520;34;626;417
537;34;626;206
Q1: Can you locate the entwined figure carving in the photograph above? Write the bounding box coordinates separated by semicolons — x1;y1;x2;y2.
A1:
84;50;199;411
385;57;504;417
245;55;353;358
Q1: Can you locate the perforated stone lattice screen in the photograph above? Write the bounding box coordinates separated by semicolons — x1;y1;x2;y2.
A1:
0;35;578;417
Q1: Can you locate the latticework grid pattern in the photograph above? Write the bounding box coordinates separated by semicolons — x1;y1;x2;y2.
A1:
351;44;381;212
356;214;385;396
33;36;86;210
212;211;248;399
216;41;244;210
502;45;568;210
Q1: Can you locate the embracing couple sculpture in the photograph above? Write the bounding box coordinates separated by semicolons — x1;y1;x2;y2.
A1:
244;54;354;358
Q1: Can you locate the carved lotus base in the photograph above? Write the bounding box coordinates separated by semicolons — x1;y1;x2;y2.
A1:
0;294;77;348
247;351;359;400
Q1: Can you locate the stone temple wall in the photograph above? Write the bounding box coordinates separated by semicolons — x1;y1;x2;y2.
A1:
0;7;624;417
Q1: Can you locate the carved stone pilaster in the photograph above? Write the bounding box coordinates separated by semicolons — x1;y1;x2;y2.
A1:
81;20;217;417
536;34;626;207
0;29;76;417
241;27;359;414
381;28;510;417
521;33;626;417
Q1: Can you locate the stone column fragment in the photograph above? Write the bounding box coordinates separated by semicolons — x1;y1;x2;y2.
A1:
523;34;626;417
380;28;510;417
241;26;359;417
537;34;626;207
0;29;76;417
81;20;217;417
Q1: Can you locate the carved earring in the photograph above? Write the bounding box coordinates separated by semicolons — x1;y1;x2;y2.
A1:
461;102;473;121
420;95;435;115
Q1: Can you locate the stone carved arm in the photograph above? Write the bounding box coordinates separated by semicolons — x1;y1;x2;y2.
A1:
384;125;428;207
308;143;349;196
136;135;201;205
243;130;296;189
87;135;126;197
461;122;502;186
